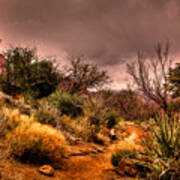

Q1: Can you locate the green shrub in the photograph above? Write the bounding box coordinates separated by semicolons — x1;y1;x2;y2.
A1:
34;102;59;127
47;91;84;118
0;47;60;99
34;110;56;127
153;114;179;158
105;111;120;129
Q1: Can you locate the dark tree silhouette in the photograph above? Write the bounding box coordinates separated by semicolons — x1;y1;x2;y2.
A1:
126;42;173;111
62;57;110;93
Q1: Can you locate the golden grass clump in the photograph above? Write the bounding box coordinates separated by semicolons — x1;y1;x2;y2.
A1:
60;115;91;139
7;121;67;167
2;107;34;130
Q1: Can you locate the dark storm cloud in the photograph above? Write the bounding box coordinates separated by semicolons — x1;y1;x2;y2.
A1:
0;0;180;67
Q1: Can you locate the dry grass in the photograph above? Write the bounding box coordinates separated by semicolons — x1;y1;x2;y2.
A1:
0;107;68;167
7;122;67;167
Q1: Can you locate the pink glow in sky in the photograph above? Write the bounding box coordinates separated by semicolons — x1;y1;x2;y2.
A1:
0;0;180;89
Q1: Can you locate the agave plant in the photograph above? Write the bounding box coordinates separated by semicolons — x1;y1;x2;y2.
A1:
139;114;180;179
111;114;180;179
153;114;179;158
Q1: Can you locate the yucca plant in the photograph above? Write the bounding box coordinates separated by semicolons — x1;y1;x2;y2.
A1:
111;114;180;179
153;114;179;158
138;114;180;179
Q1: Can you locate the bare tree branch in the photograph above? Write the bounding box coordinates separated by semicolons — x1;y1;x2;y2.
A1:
126;42;173;111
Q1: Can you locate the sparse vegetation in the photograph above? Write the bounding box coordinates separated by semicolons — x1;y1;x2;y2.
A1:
0;45;179;179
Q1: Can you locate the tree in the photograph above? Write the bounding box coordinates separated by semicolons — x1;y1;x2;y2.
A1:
0;47;60;98
168;63;180;98
61;57;110;93
126;42;172;111
26;60;60;98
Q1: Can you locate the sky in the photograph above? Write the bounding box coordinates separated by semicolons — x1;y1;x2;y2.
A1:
0;0;180;89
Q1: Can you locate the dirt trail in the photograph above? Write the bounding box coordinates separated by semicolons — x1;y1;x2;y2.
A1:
0;125;147;180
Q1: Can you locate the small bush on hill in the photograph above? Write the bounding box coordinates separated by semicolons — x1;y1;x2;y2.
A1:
47;91;84;118
34;101;60;127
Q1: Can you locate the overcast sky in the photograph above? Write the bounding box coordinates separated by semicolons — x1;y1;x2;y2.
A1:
0;0;180;89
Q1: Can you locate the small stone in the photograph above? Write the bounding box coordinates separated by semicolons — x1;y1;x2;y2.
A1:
110;128;116;140
39;165;54;177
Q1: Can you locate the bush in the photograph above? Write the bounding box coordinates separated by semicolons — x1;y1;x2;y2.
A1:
34;110;57;127
7;122;67;167
47;91;84;118
34;101;60;127
105;111;120;129
0;47;60;99
152;114;179;158
65;96;119;143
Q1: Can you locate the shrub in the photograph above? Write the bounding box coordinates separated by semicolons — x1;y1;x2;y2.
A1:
34;101;60;127
4;108;34;131
51;94;118;144
34;110;57;127
71;97;119;143
47;91;84;118
0;47;60;99
7;122;67;167
105;111;120;129
152;114;179;158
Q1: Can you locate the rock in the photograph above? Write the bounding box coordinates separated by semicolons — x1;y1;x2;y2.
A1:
39;165;54;176
109;128;116;140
